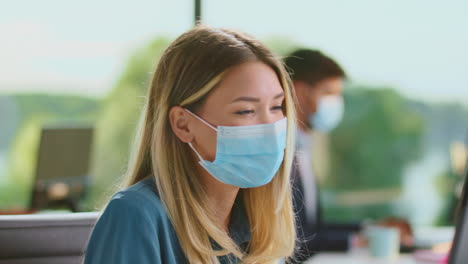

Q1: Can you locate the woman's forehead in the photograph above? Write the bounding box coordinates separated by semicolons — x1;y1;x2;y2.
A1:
210;62;284;101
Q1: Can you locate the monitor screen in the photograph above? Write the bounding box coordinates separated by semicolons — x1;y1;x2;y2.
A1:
35;126;94;182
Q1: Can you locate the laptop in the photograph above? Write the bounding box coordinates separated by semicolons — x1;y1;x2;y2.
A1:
448;163;468;264
30;126;94;212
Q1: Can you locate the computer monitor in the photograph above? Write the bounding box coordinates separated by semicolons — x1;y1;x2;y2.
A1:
30;126;94;212
448;164;468;264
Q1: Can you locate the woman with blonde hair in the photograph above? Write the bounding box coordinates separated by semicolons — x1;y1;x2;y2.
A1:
83;25;297;264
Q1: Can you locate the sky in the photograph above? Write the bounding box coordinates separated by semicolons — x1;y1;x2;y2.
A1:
1;0;467;105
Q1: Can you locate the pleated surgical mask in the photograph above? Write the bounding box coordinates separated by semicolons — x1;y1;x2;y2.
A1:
309;95;344;132
185;109;287;188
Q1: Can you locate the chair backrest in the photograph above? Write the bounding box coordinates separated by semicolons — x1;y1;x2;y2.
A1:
0;212;99;264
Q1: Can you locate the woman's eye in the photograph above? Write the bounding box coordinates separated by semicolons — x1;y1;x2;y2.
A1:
271;105;284;111
235;109;255;115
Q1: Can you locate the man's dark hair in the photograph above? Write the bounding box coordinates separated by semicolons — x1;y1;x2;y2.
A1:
284;49;346;85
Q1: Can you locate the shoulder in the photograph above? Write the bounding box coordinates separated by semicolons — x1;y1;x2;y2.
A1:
103;177;167;222
84;177;180;264
110;177;163;209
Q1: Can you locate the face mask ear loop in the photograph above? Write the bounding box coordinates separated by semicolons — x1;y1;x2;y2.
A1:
184;109;218;131
188;142;205;162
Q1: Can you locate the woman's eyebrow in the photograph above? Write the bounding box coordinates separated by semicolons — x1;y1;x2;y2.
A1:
230;92;284;103
274;92;285;99
231;96;260;103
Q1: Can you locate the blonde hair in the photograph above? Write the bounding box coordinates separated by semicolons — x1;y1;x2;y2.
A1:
123;25;297;263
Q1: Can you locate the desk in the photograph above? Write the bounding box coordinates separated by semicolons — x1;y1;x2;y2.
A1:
305;227;454;264
305;252;430;264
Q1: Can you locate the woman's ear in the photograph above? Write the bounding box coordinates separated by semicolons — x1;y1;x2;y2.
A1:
169;106;194;143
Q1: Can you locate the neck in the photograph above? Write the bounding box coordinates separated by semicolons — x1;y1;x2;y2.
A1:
198;166;240;231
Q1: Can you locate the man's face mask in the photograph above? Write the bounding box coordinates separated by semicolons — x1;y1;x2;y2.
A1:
308;95;344;132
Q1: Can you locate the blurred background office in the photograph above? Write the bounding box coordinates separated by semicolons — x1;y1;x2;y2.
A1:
0;0;467;231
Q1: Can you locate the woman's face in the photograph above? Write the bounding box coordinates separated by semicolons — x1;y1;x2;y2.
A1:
172;61;286;162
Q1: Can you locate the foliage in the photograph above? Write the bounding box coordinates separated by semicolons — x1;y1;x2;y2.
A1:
328;87;425;190
88;37;172;209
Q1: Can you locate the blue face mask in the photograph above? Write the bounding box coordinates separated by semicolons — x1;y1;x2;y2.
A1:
309;95;344;132
185;109;287;188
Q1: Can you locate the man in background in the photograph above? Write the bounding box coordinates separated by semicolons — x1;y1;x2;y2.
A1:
284;49;412;262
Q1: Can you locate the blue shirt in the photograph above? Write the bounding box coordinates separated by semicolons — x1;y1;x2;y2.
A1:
84;177;251;264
